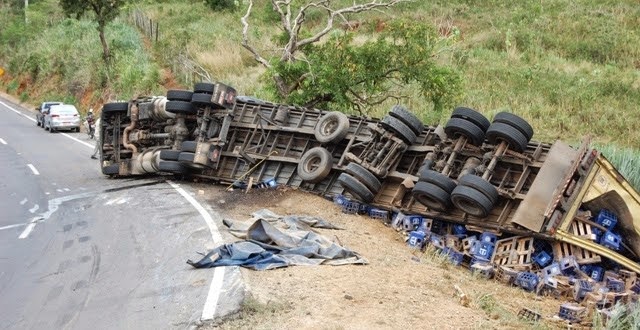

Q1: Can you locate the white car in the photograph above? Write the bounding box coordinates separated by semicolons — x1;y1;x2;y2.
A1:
44;104;81;133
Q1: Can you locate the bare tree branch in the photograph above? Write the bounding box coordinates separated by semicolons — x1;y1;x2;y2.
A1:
241;0;271;68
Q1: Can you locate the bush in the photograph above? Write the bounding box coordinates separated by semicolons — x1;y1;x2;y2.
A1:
204;0;237;11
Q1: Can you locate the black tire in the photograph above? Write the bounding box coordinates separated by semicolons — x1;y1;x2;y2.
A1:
297;147;333;183
337;173;375;203
159;149;181;161
451;107;491;132
178;152;206;170
167;90;194;102
49;126;55;133
380;115;417;144
457;174;499;204
194;82;215;94
389;105;424;135
36;118;40;127
181;140;198;153
493;112;534;141
274;107;289;125
411;181;451;212
158;161;189;174
345;162;381;193
191;93;213;106
102;164;119;175
166;101;196;115
314;112;350;144
418;169;457;194
450;185;494;218
444;117;485;146
102;102;129;114
485;122;529;153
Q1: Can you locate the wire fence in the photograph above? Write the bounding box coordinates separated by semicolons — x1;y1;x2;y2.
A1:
130;9;159;42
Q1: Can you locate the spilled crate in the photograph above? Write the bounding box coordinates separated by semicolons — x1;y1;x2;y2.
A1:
491;236;534;270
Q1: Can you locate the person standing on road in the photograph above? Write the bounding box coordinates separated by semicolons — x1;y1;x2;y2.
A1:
91;115;101;159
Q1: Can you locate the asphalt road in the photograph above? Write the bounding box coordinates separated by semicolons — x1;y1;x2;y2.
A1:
0;98;242;329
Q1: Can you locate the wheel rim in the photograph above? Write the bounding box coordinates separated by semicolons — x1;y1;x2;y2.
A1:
320;118;338;136
303;155;322;174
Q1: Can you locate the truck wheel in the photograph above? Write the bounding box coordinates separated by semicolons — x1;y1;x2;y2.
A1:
181;140;198;153
178;152;206;170
191;93;213;106
337;173;375;203
103;102;129;114
102;164;119;176
451;107;491;132
389;105;424;135
493;112;534;141
450;185;494;218
418;169;457;193
345;162;381;193
314;112;350;144
166;101;196;115
485;122;528;153
167;90;194;102
457;174;499;204
158;161;189;174
159;149;181;161
444;117;485;146
194;82;215;94
411;181;451;212
381;115;417;144
297;147;333;183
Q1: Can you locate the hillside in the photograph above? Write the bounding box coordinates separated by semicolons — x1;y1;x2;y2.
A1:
1;0;638;187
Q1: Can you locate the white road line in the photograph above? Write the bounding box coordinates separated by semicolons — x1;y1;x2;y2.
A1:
0;223;27;231
0;100;93;149
29;204;39;213
18;218;39;239
0;138;6;145
20;198;27;205
167;180;225;321
27;164;40;175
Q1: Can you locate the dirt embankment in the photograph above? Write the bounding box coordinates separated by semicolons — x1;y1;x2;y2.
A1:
196;185;564;330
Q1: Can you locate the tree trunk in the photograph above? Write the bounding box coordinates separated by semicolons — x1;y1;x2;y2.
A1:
98;22;110;66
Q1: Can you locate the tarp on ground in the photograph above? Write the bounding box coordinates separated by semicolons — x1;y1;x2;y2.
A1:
187;210;367;270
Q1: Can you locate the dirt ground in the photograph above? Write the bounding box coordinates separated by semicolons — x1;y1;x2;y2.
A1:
197;184;571;330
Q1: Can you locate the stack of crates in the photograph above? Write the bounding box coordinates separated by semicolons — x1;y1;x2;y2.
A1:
470;232;497;264
595;209;622;250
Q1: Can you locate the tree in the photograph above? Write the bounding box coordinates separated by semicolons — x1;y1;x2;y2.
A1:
241;0;462;114
59;0;126;65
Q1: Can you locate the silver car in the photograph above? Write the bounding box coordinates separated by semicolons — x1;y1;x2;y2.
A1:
44;104;81;133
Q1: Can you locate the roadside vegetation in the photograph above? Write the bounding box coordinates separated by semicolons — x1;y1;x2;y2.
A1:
0;0;639;185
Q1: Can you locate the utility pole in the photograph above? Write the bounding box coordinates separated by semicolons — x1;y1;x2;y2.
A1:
24;0;28;24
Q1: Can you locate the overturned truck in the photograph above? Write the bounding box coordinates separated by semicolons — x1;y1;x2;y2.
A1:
99;82;640;296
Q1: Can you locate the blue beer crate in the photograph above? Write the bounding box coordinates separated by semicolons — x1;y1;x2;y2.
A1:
402;215;424;232
341;200;361;214
515;272;539;292
333;194;348;206
453;224;466;236
443;247;464;266
573;279;593;302
368;208;390;221
596;209;618;230
558;303;586;322
471;241;495;260
606;276;625;293
599;231;621;251
407;230;426;249
543;262;562;278
480;232;497;245
533;250;552;267
590;266;605;282
560;256;579;276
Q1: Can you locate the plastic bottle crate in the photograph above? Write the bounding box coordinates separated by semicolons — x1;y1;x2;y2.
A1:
402;215;424;232
533;251;552;267
358;203;370;215
560;256;579;276
471;256;491;267
596;209;618;229
606;276;625;293
591;266;605;282
471;241;494;260
599;231;621;251
333;194;348;206
429;234;445;249
480;232;497;245
341;200;361;214
471;262;494;279
453;224;466;236
368;208;390;221
558;303;586;322
515;272;539;292
407;230;426;249
573;279;593;302
542;262;562;278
